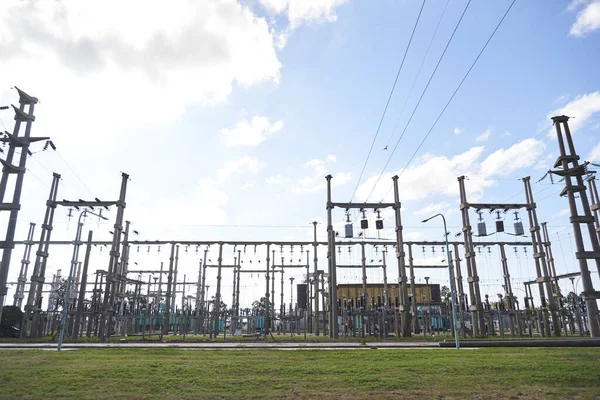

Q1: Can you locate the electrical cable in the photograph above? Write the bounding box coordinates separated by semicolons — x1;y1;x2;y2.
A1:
379;0;517;201
382;0;451;149
365;0;474;202
349;0;427;202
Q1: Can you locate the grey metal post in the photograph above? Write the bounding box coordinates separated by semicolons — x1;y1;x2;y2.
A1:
453;244;466;338
312;221;319;336
236;250;241;318
498;244;515;336
24;172;60;338
162;244;176;337
550;115;600;336
265;243;271;341
87;271;100;337
588;176;600;243
458;175;484;335
99;173;129;340
232;258;237;317
306;250;309;342
541;222;560;299
325;175;338;338
280;257;285;326
200;249;208;334
73;231;93;341
194;260;202;334
361;242;367;338
523;177;557;336
271;250;276;323
408;244;418;334
0;89;42;322
382;249;388;340
13;223;35;307
392;175;411;337
213;243;223;338
172;245;179;312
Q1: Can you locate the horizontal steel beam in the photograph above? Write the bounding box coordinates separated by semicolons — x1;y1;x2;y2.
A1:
330;202;395;209
467;203;527;210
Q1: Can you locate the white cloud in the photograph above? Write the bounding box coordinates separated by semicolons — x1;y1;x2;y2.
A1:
547;91;600;137
552;208;570;219
414;202;451;216
0;0;283;154
293;155;350;193
259;0;348;28
221;116;283;146
589;142;600;161
475;127;492;142
217;156;261;181
569;0;600;37
130;177;229;228
480;138;546;177
404;232;425;241
265;174;283;184
356;138;546;203
453;127;462;135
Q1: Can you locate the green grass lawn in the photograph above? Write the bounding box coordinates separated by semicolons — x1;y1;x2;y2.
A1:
1;348;599;399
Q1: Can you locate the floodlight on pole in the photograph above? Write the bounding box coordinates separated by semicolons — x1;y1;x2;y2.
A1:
422;212;460;350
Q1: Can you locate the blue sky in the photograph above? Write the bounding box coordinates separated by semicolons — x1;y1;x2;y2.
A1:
1;0;600;311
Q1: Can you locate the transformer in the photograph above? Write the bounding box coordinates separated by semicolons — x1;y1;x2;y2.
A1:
514;221;524;236
477;222;487;236
344;224;353;238
496;220;505;233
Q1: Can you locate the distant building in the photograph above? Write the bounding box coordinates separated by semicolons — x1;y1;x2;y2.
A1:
336;282;441;306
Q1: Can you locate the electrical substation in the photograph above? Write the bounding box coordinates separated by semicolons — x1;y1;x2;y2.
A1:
1;88;600;343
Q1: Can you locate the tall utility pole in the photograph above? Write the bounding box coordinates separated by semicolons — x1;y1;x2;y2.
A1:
162;244;176;336
541;222;561;300
0;88;47;322
13;223;35;307
312;221;319;336
550;115;600;337
392;175;411;337
73;231;93;341
523;177;560;336
453;243;466;338
21;173;60;338
587;176;600;243
407;245;418;334
213;243;224;338
264;243;271;341
458;176;485;336
194;259;203;334
99;172;130;340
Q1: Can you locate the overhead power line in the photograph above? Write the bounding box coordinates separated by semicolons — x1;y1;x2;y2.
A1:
365;0;474;202
383;0;451;149
381;0;517;201
349;0;427;202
